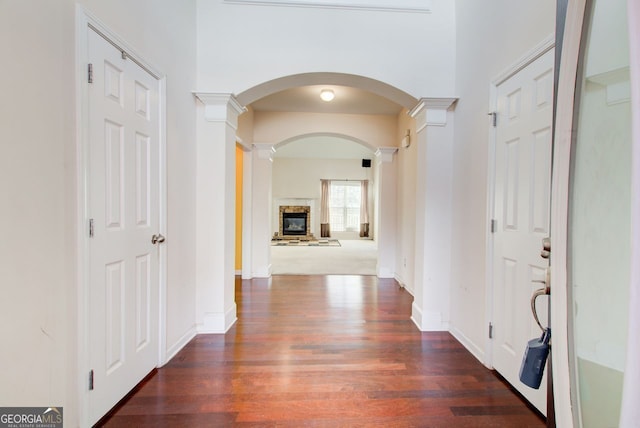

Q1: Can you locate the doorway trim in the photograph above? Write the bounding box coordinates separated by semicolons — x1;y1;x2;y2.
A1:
75;6;168;426
485;34;555;370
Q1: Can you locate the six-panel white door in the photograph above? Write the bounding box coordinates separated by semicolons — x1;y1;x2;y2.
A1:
87;28;160;425
492;48;554;414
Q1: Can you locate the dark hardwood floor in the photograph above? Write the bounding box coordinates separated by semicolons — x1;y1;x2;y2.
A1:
103;275;545;427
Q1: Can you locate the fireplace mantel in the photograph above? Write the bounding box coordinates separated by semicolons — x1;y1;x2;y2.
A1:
277;205;315;240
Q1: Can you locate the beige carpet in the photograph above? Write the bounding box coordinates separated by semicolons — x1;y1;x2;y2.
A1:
271;239;377;275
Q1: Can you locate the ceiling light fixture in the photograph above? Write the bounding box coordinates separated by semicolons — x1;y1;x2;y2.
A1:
320;89;335;102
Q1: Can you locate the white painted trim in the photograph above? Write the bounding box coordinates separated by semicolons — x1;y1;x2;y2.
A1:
394;274;412;295
223;0;432;13
621;1;640;425
492;34;556;86
550;1;588;427
164;325;197;365
241;150;254;280
450;327;487;368
485;36;557;372
75;6;168;426
376;266;395;279
411;302;423;330
409;97;458;128
197;306;238;334
75;8;91;426
253;264;273;278
375;147;398;163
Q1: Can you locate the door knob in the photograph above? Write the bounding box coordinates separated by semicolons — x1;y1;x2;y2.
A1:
540;237;551;259
151;234;166;245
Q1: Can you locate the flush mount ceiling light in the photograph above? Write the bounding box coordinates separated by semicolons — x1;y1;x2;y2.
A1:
320;89;335;102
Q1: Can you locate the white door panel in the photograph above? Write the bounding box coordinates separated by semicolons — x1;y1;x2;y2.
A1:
492;48;554;414
87;28;160;425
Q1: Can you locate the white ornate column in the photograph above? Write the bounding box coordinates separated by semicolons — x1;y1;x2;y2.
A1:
410;97;457;331
251;143;275;278
375;147;398;278
194;93;245;333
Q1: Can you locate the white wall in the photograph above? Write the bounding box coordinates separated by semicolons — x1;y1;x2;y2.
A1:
0;1;197;426
196;0;456;98
451;0;556;358
272;157;375;237
253;111;398;148
0;1;76;417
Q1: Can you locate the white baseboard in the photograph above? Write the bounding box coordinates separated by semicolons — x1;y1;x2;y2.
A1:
197;305;238;334
252;264;272;278
410;304;448;331
449;325;486;365
163;324;197;365
377;266;395;278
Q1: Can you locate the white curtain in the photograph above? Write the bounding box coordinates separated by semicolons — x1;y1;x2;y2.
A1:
359;180;369;237
620;0;640;425
320;179;331;237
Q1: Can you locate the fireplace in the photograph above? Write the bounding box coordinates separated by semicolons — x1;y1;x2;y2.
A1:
282;212;307;236
278;205;313;239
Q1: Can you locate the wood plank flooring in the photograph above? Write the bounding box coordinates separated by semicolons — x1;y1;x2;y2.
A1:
102;275;545;427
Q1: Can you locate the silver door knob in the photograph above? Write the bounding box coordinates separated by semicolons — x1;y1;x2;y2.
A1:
151;234;165;245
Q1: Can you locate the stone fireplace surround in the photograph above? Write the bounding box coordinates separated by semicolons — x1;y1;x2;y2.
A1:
277;205;314;239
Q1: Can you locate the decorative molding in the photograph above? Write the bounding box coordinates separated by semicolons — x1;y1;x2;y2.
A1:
194;92;247;127
253;143;276;160
236;136;253;152
223;0;432;13
492;34;555;86
409;97;458;128
587;67;631;106
375;147;398;163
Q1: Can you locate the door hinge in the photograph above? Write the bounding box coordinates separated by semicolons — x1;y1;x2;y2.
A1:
88;63;93;84
488;111;497;127
490;219;497;233
488;322;494;339
89;369;94;391
89;219;94;238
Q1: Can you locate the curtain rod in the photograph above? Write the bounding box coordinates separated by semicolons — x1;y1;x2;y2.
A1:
321;179;368;182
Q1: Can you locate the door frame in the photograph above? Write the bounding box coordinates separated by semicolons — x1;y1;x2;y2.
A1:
75;6;168;426
485;34;556;370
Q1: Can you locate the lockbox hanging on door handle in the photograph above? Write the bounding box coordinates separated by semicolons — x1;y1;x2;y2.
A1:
519;237;551;389
519;327;551;389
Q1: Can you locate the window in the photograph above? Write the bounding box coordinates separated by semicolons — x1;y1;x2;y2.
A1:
329;181;361;232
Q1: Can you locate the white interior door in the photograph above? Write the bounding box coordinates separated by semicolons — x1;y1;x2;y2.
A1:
492;48;554;414
87;28;161;425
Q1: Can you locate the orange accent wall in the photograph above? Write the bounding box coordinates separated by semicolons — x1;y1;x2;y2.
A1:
235;145;243;271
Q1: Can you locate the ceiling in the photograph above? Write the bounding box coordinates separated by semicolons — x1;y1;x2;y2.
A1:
249;84;404;115
274;135;374;159
251;84;402;159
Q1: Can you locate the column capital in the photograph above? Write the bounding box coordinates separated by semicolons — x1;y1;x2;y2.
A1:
194;92;247;128
375;147;398;163
409;97;458;129
253;143;276;160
